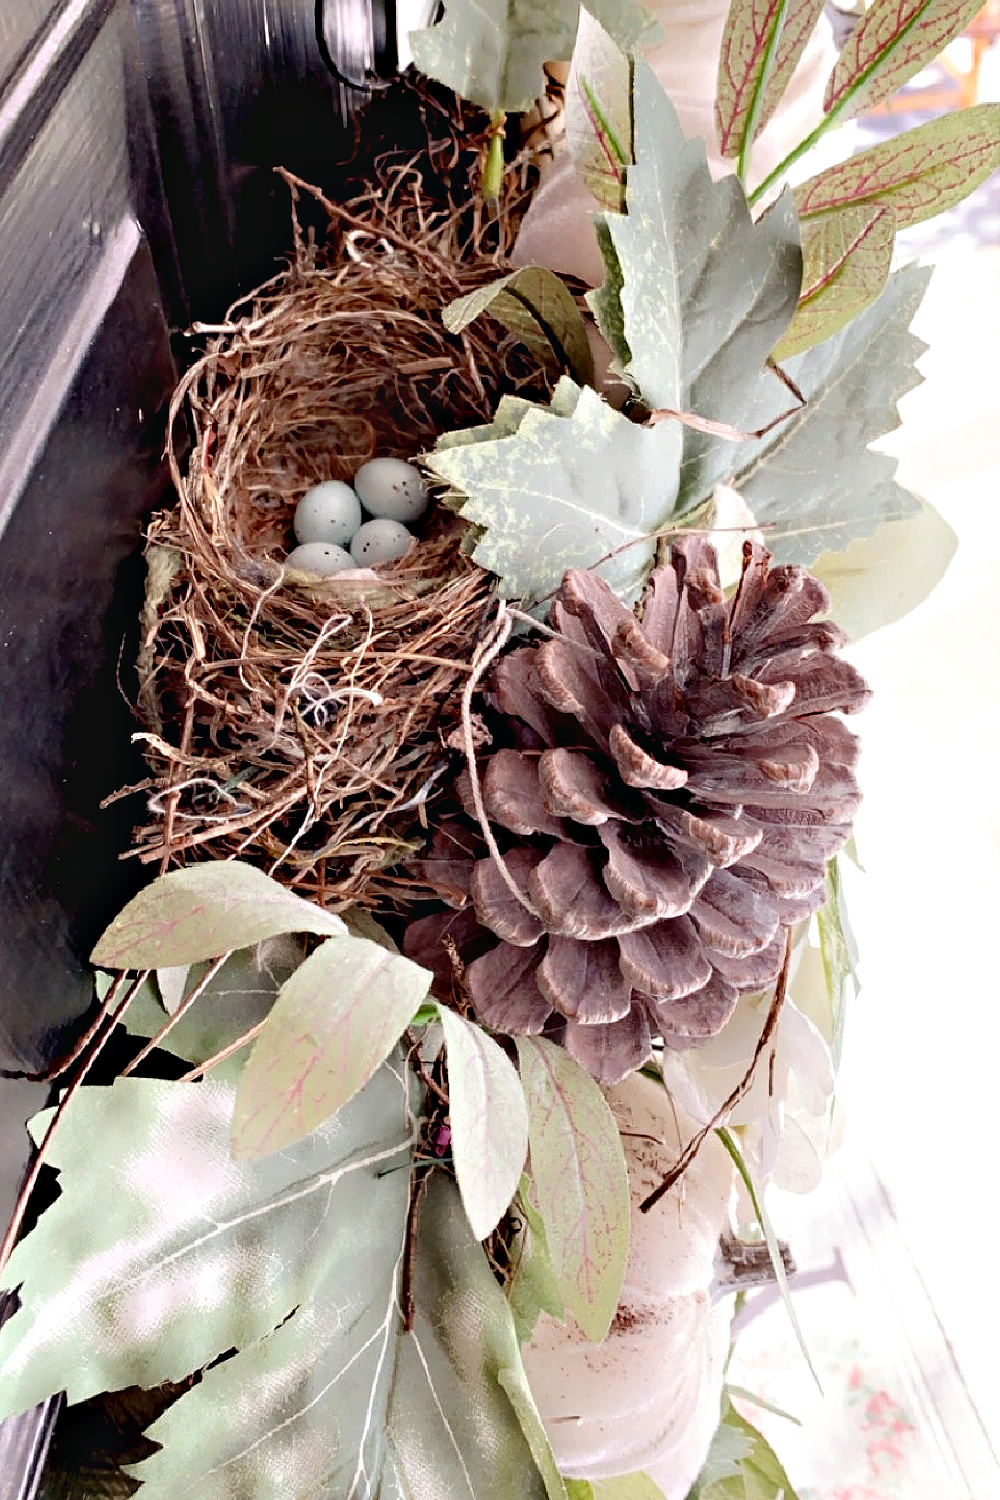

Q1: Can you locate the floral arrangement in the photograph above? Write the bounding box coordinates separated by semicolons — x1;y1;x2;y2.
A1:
1;2;997;1497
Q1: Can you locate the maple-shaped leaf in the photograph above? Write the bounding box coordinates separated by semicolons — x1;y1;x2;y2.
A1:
0;1067;552;1499
591;59;801;424
678;264;931;565
823;0;984;121
772;202;895;359
0;1066;415;1418
129;1172;549;1499
715;0;826;164
424;378;682;604
408;0;655;115
794;104;1000;234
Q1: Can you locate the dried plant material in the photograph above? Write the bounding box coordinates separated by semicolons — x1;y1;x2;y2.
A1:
128;152;558;910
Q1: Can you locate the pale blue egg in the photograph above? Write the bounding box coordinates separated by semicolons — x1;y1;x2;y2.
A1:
285;542;355;576
294;481;363;545
354;458;428;522
350;518;413;566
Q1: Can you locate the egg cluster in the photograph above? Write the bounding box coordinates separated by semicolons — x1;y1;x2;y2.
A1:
285;458;429;577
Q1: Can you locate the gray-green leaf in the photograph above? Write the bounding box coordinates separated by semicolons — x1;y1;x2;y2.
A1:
0;1065;415;1418
444;266;595;386
423;379;682;604
231;935;432;1158
408;0;654;115
131;1174;549;1499
124;935;307;1068
516;1037;629;1343
438;1007;529;1240
91;861;345;969
689;1396;801;1498
591;61;801;419
679;264;931;565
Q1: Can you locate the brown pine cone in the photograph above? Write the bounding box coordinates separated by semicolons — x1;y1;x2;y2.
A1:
405;539;870;1084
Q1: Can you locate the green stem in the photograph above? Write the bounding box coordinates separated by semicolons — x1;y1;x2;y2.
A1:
749;0;944;206
737;0;792;186
482;110;506;208
748;106;842;206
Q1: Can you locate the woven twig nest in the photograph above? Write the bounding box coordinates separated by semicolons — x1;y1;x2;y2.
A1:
130;153;557;911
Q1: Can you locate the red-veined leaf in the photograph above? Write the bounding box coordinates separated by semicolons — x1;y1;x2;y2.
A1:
795;103;1000;232
772;202;895;358
90;861;345;969
438;1008;529;1241
567;7;634;209
516;1037;629;1342
823;0;985;121
716;0;826;161
230;935;431;1158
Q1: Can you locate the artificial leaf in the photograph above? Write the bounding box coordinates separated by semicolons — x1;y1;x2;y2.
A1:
91;861;344;970
689;1403;756;1488
124;936;308;1068
438;1007;529;1240
592;61;801;423
564;1476;670;1499
231;935;431;1158
715;0;826;163
339;905;401;952
508;1178;566;1342
815;857;859;1071
497;1362;570;1500
809;494;957;642
566;9;633;210
823;0;985;121
515;1037;629;1343
155;966;189;1013
407;0;654;115
423;378;683;604
678;264;931;565
689;1397;800;1498
129;1173;549;1500
0;1064;416;1418
717;1129;820;1390
772;202;895;359
794;103;1000;233
444;266;595;386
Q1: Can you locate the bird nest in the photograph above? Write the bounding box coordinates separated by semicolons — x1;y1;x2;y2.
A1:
127;148;559;912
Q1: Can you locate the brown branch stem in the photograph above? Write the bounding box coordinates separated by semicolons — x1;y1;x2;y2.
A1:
640;929;792;1214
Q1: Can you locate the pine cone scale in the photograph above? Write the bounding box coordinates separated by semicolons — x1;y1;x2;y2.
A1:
618;917;712;999
539;937;633;1023
598;823;711;921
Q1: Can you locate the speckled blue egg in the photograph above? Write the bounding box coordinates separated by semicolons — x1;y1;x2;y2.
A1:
293;481;363;546
353;458;428;523
350;518;413;566
285;542;355;576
